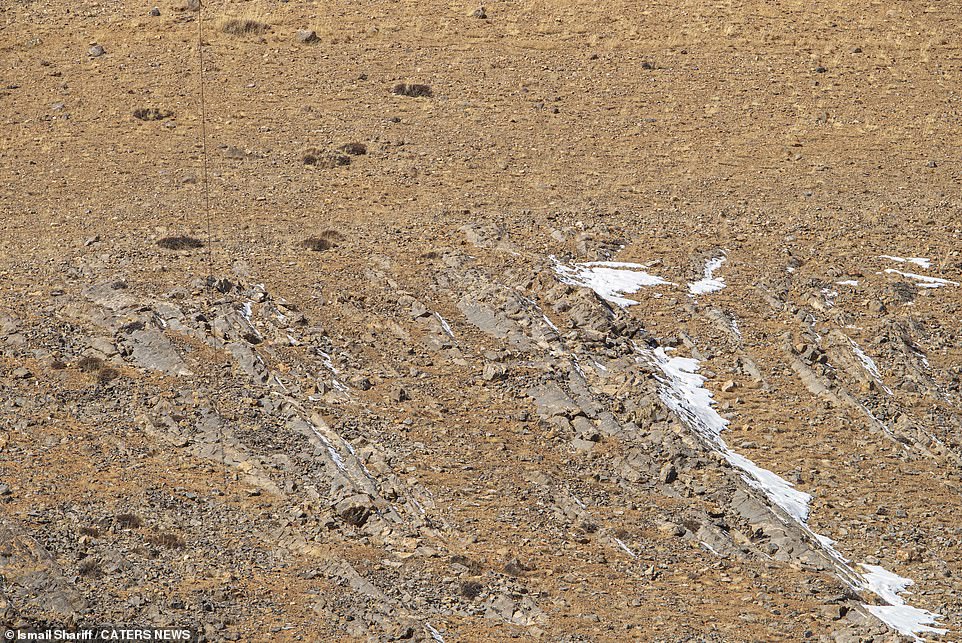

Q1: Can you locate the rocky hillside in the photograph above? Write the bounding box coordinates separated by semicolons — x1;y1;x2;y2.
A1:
1;0;961;641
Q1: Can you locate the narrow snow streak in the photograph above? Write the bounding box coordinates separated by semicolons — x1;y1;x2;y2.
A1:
435;312;455;338
613;537;636;558
641;345;946;640
688;255;727;295
425;623;445;643
645;347;811;521
849;339;892;395
836;279;859;287
306;423;346;471
552;256;673;307
880;255;932;269
884;269;959;289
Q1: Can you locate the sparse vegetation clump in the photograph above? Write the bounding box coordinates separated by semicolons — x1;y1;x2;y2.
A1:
221;17;270;36
115;513;142;529
302;148;350;168
460;581;483;599
157;235;204;250
133;108;172;121
301;230;345;252
339;142;367;156
77;356;104;372
392;83;433;98
146;531;186;549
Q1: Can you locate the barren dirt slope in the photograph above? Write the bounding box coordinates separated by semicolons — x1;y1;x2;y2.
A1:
1;0;962;641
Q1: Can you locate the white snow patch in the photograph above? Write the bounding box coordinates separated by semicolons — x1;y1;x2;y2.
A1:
613;537;636;557
880;255;932;269
425;623;445;643
821;288;839;308
849;339;892;395
836;279;859;287
688;255;727;296
884;269;959;289
730;317;742;339
700;541;720;555
307;423;346;471
318;350;338;373
435;312;455;338
552;256;673;307
861;565;947;641
643;346;812;523
639;343;946;640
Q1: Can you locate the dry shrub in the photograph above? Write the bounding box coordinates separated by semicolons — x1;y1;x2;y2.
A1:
393;83;433;98
97;366;120;383
221;17;270;36
460;581;483;599
133;108;173;121
302;148;350;168
146;531;186;549
339;142;367;156
157;236;204;250
115;513;142;529
77;356;104;372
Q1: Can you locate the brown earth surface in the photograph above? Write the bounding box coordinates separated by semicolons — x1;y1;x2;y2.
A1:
1;0;961;641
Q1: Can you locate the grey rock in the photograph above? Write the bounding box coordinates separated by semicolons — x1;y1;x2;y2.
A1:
87;337;118;357
296;29;319;43
572;416;599;442
335;494;373;526
570;437;596;451
126;327;192;376
660;462;677;484
482;362;506;381
526;383;582;419
658;521;686;537
89;44;105;57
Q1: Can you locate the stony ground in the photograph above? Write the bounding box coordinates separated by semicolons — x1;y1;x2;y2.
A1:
1;0;961;641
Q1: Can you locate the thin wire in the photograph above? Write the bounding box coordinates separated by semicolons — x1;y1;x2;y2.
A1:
195;0;229;509
197;2;214;284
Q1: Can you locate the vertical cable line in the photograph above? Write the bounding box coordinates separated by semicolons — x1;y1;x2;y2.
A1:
196;3;214;282
195;1;229;508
